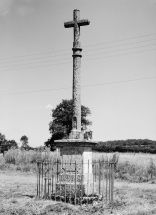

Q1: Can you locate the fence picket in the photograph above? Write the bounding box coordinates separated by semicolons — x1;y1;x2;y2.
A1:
102;159;104;206
106;161;108;204
75;160;77;205
70;160;72;204
37;163;39;197
36;159;114;206
81;159;83;206
99;160;101;195
65;161;66;203
87;160;89;205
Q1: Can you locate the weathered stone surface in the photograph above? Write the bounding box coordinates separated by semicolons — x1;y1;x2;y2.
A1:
59;174;83;183
60;146;83;156
56;184;85;198
64;9;90;134
55;139;97;147
69;130;84;139
55;10;95;196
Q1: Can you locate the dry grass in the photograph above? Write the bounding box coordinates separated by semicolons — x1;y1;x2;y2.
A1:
1;150;156;214
93;152;156;183
93;152;156;167
4;148;58;165
1;150;156;183
0;149;59;173
0;171;156;215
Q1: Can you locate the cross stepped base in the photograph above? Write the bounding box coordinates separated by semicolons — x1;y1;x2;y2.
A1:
69;129;84;139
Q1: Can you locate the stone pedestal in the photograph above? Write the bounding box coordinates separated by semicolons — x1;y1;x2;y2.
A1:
69;129;84;140
55;139;97;196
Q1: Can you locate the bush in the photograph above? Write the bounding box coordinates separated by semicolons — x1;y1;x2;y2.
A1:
4;148;18;164
147;158;156;180
0;155;5;170
94;139;156;153
114;159;156;183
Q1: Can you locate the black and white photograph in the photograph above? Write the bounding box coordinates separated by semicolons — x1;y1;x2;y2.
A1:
0;0;156;214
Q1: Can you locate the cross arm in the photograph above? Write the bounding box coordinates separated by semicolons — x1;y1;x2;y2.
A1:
77;19;90;26
64;21;74;28
64;19;90;28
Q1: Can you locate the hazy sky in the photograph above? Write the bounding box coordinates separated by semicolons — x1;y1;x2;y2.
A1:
0;0;156;147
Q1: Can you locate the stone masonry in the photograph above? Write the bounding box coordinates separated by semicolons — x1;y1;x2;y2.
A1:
55;10;97;196
64;9;90;137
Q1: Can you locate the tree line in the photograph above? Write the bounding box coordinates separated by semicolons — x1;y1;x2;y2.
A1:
1;99;156;154
0;133;33;153
94;139;156;153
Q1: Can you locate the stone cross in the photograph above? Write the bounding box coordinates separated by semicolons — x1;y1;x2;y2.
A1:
55;11;97;196
64;10;90;136
55;10;97;195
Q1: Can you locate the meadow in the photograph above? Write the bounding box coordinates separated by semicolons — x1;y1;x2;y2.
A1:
93;151;156;166
0;149;156;215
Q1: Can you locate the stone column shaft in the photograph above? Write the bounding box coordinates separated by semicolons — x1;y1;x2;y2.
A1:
64;9;90;136
72;10;82;131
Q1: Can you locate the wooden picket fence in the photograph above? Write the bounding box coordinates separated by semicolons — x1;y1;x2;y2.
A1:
36;159;114;206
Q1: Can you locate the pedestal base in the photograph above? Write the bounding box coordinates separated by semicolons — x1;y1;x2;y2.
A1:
69;129;84;139
56;184;85;198
55;139;97;196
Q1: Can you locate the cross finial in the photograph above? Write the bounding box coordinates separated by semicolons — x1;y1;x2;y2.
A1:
64;10;90;46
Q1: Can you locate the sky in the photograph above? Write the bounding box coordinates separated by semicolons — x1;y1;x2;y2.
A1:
0;0;156;147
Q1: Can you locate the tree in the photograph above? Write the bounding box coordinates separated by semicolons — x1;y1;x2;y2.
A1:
0;133;18;152
45;99;92;150
20;135;29;150
0;133;6;143
0;133;7;152
7;140;18;149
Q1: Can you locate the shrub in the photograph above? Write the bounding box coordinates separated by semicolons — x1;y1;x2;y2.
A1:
4;148;18;164
111;153;119;170
147;158;156;180
21;164;31;172
0;155;5;170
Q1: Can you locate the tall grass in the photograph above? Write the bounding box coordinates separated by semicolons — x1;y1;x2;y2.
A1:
93;152;156;182
93;152;156;167
0;154;5;170
1;149;156;182
4;147;58;164
2;147;58;172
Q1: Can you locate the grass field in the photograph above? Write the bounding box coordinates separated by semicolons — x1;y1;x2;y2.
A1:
0;170;156;215
0;151;156;214
93;152;156;167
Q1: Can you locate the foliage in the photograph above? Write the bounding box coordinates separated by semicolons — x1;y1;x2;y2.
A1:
0;133;6;143
94;139;156;154
20;135;30;150
0;132;18;152
6;140;18;149
0;133;7;152
115;161;152;182
0;155;5;170
147;158;156;180
45;99;92;150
